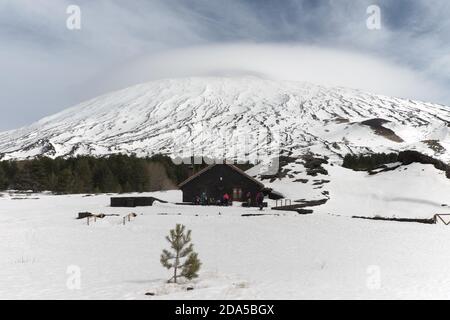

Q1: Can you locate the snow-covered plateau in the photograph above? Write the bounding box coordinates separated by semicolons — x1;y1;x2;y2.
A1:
1;189;450;300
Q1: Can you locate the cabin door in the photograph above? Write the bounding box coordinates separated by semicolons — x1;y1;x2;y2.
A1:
232;187;242;201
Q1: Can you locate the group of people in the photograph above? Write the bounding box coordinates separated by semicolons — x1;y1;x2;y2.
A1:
193;192;232;206
193;190;265;210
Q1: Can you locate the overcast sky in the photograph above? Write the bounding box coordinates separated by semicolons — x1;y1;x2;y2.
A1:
1;0;450;130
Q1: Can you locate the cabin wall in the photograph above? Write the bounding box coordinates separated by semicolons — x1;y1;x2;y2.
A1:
110;197;157;207
180;165;263;203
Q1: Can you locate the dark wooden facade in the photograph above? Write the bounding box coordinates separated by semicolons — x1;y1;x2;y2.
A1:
110;197;166;207
178;164;265;203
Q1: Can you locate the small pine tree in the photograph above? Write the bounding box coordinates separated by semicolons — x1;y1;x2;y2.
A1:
160;224;201;283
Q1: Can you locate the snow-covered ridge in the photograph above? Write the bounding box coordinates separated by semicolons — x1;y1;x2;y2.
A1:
0;76;449;162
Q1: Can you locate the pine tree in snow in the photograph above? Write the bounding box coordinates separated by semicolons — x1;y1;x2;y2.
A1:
160;224;201;283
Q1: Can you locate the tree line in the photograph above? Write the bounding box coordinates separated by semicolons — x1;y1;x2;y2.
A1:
0;154;197;194
342;152;399;171
342;151;450;178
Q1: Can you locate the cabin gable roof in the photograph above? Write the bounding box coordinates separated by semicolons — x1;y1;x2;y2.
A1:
178;164;264;189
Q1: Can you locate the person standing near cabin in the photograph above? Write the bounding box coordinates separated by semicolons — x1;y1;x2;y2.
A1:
201;192;207;206
256;191;264;211
223;193;230;206
246;191;252;207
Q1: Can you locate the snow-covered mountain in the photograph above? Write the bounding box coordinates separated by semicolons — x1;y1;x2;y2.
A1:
3;77;450;300
0;76;449;163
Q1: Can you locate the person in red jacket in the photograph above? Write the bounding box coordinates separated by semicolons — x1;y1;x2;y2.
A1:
223;193;230;206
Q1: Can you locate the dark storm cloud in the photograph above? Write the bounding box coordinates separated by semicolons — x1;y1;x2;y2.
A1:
0;0;449;130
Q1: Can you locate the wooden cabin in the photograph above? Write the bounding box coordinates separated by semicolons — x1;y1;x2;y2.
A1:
110;196;166;207
178;164;266;203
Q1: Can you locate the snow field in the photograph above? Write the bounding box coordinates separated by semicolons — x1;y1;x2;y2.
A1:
1;190;450;299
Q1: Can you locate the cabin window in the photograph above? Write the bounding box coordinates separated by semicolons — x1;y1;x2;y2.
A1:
233;188;242;201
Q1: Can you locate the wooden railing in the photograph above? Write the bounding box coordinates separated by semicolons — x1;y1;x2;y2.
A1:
275;199;292;208
122;213;137;225
85;213;137;226
434;214;450;225
86;215;97;226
